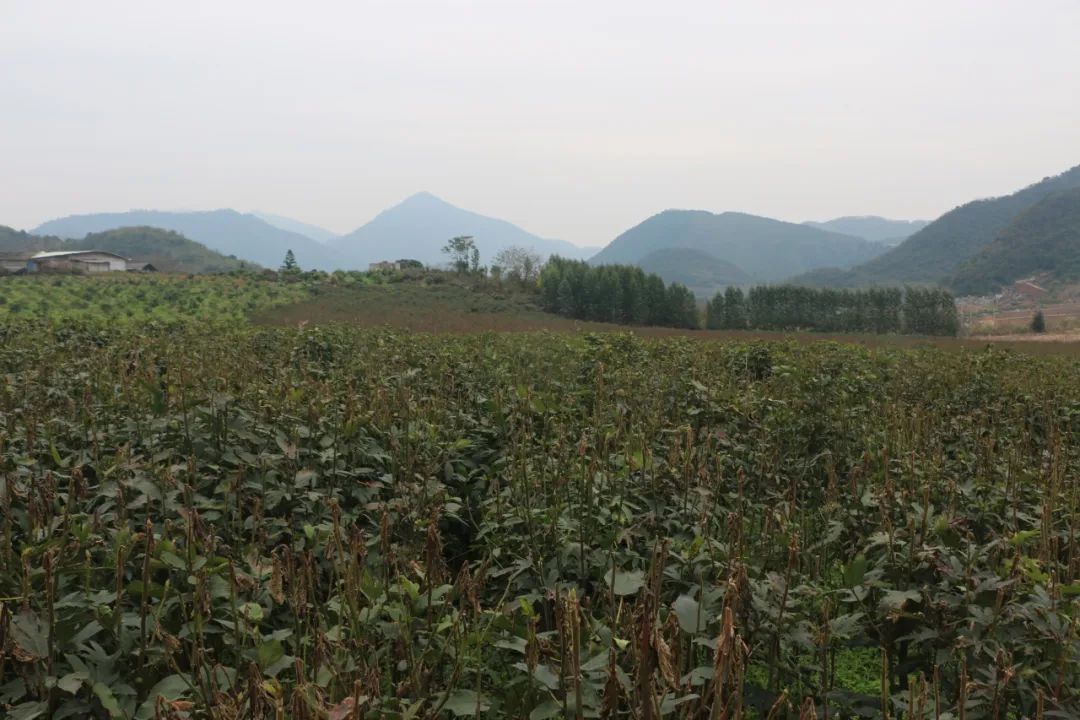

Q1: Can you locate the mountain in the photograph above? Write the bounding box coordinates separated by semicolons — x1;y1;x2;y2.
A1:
77;227;250;273
0;225;56;253
789;164;1080;288
331;192;594;266
803;216;928;245
947;188;1080;295
636;247;750;296
589;210;886;283
34;209;341;270
252;212;339;243
1;224;248;273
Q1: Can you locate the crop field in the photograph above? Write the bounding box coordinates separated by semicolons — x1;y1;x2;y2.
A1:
0;275;315;325
1;321;1078;719
250;282;612;334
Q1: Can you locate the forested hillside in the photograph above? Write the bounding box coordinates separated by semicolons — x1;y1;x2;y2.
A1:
790;164;1080;287
636;247;750;295
78;227;252;273
948;187;1080;294
0;225;55;252
0;225;249;273
590;209;885;282
35;209;339;269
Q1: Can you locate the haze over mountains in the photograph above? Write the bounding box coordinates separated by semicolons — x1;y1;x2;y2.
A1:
17;161;1080;298
1;224;247;274
29;195;599;271
791;163;1080;291
330;192;598;266
590;210;888;285
14;196;949;296
803;216;928;245
252;212;339;244
35;210;340;270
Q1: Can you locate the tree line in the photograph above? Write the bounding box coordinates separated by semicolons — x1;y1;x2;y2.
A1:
538;257;698;328
291;235;963;337
705;285;959;336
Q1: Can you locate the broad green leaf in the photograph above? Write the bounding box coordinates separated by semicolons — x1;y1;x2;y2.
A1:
532;664;560;690
57;672;89;695
443;690;490;716
92;683;123;719
672;594;702;634
495;637;527;654
257;639;285;670
7;702;48;720
604;569;644;596
241;602;264;622
842;554;868;588
11;611;48;659
135;674;191;720
530;699;562;720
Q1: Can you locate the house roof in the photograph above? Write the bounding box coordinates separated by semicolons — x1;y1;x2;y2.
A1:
31;250;128;261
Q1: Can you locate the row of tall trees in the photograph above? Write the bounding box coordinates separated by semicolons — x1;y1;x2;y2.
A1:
705;285;959;336
900;287;961;336
539;257;698;328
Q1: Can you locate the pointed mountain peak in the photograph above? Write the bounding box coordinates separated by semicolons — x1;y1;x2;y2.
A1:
399;191;452;208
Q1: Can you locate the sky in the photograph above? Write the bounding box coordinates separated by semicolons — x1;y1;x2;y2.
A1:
2;1;1080;246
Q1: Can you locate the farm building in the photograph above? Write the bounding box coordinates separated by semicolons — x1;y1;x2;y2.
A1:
368;260;401;272
0;253;32;273
28;250;128;273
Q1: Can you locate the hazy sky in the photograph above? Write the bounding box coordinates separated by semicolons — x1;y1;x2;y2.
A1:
3;1;1079;245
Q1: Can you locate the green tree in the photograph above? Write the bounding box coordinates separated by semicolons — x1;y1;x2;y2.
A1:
280;249;300;273
722;286;747;329
1031;310;1047;333
557;277;575;317
539;258;564;312
442;236;477;273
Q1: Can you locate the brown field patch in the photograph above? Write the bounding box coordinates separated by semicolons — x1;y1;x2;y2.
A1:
252;282;1080;355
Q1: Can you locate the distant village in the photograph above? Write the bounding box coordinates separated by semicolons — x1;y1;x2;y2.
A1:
0;250;155;274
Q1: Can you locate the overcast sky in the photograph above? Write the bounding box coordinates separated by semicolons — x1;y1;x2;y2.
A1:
3;1;1079;245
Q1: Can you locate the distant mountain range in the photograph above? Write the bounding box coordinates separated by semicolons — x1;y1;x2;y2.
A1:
35;209;340;270
0;226;53;253
790;164;1080;290
329;192;596;266
29;196;598;270
803;216;928;245
1;224;247;274
589;209;887;287
252;212;339;244
26;169;1080;297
